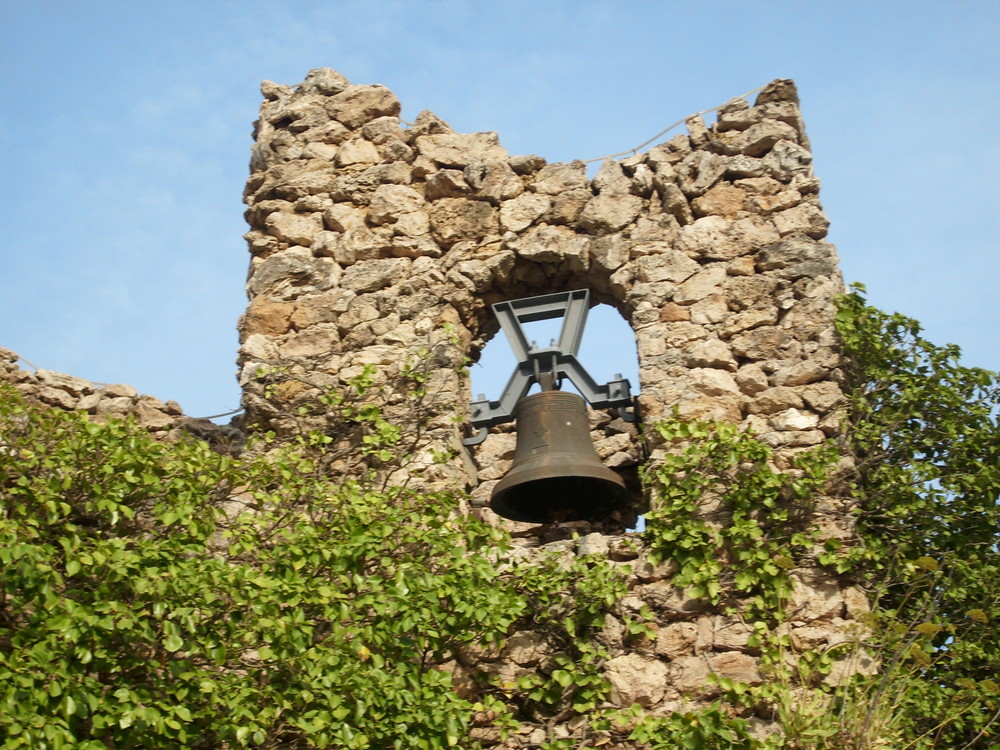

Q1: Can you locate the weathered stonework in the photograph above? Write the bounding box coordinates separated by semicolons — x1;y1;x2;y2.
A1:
239;69;846;503
234;68;867;743
0;347;240;451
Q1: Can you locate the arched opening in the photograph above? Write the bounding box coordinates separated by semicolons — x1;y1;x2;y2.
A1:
467;301;646;535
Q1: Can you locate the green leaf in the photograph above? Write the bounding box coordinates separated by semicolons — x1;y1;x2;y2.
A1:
551;669;574;688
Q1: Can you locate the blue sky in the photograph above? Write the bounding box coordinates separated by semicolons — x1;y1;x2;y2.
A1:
1;1;997;418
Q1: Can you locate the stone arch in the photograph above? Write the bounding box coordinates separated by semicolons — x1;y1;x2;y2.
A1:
238;69;847;513
464;250;634;394
438;197;651;534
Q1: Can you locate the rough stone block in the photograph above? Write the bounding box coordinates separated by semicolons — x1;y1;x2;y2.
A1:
635;581;709;619
772;203;830;239
633;251;699;284
36;387;79;410
243;297;295;336
326;84;401;129
654;621;698;659
529;162;588;195
734;364;769;395
605;654;669;707
322;204;367;232
677;151;724;196
367;184;424;224
498;193;551;233
675;266;727;304
711;617;758;653
464;160;523;203
770;408;820;431
678;215;778;261
507;154;546;174
659;302;690;322
578;194;643;234
415;132;508;168
683;339;737;371
688;367;740;396
763;139;813;177
669;655;711;694
339;258;410;293
748;386;804;415
335;138;380;167
544;187;591;224
133;400;175;430
265;211;323;246
428;199;497;247
677;394;742;423
424;169;471;200
36;370;93;397
691;182;748;218
736;120;800;157
514;225;589;270
719;307;779;338
503;631;550;666
758;429;826;448
771;361;827;387
709;652;762;686
730;326;799;360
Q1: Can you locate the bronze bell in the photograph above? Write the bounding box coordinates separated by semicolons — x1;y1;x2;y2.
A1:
490;390;629;524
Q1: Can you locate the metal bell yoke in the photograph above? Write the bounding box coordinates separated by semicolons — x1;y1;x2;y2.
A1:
464;290;635;524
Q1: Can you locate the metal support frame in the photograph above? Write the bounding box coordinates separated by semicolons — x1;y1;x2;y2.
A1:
464;289;635;446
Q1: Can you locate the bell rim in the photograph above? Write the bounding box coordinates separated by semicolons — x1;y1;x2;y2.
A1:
489;474;629;524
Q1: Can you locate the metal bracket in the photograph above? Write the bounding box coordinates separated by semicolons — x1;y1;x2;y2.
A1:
464;289;635;446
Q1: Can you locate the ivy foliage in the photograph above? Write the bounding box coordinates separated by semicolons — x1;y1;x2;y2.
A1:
636;286;998;749
643;418;838;612
0;382;625;749
609;705;757;750
639;416;847;749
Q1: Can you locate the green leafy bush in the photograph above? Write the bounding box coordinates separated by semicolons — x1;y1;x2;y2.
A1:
2;286;995;749
0;385;629;748
834;285;1000;749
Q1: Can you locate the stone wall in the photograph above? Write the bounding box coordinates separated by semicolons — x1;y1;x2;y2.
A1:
0;347;239;450
236;67;867;743
0;347;185;429
0;67;868;744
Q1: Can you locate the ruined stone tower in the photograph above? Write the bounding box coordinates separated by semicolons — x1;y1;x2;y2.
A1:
236;68;868;743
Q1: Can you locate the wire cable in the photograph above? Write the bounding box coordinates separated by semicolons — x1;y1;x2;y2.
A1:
190;407;244;421
582;85;767;164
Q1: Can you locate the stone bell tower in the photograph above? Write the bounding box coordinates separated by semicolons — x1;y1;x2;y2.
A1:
237;68;868;742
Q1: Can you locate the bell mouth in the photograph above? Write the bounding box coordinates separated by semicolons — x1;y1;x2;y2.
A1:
490;471;629;524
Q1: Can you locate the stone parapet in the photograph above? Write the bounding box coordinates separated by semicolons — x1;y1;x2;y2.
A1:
0;347;240;450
